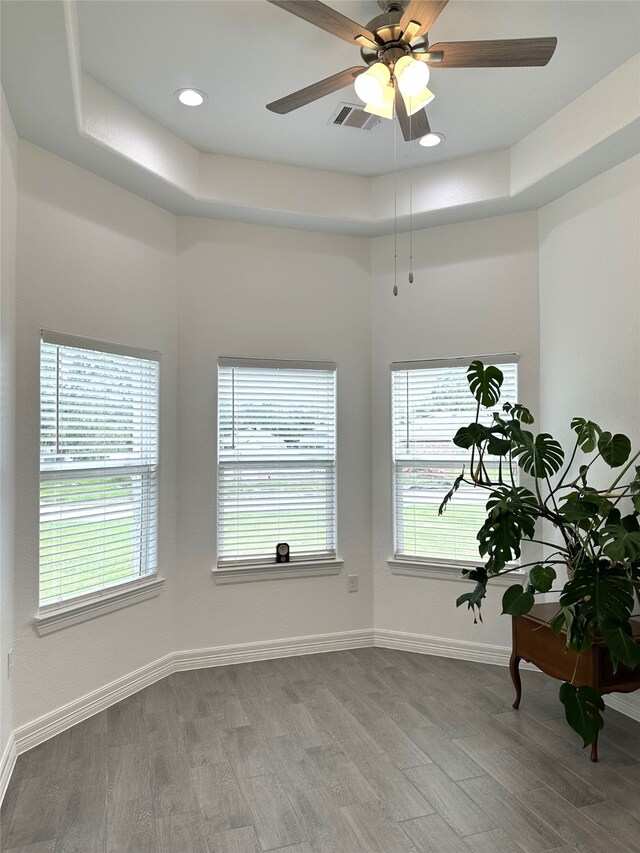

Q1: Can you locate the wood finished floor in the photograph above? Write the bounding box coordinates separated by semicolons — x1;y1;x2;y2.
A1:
2;648;640;853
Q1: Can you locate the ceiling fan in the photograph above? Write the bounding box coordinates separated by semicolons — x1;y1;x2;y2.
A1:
266;0;557;141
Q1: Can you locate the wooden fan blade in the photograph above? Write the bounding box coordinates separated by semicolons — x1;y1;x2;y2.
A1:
399;1;448;40
267;1;378;49
395;88;430;141
427;37;558;67
267;66;364;114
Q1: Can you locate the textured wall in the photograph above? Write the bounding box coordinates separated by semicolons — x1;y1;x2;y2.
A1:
371;212;541;648
12;142;178;730
175;217;373;651
539;154;640;714
1;90;18;761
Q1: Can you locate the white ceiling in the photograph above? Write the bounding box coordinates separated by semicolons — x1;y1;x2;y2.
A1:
70;0;640;176
1;0;638;235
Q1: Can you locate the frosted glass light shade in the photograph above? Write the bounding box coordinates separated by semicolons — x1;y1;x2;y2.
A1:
354;62;391;106
394;56;430;96
364;85;395;119
402;86;435;116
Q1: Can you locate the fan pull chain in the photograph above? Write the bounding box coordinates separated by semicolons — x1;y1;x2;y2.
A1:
409;109;414;284
393;106;398;296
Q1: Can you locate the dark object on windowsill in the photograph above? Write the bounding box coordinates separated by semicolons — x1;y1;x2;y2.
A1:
276;543;290;563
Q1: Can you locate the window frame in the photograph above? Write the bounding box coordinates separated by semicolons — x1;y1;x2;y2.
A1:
38;330;162;618
389;353;520;572
215;356;339;574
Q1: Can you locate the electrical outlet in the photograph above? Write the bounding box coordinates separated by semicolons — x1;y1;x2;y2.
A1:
347;574;358;593
7;648;13;678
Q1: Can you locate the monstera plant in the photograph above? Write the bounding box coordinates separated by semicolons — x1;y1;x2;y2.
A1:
440;361;640;748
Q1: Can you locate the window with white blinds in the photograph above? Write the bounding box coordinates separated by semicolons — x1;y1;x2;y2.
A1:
217;358;337;567
40;333;160;608
391;357;518;563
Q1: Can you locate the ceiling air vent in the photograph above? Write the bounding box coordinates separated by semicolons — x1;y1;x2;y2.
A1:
328;102;381;132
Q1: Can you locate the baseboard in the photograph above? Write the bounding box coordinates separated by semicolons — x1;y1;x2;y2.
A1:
0;732;17;806
173;628;375;671
12;652;175;760
606;693;640;723
375;628;640;722
3;624;638;806
2;627;373;804
374;627;515;668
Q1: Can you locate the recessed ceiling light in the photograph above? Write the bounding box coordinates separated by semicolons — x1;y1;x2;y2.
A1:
175;88;206;107
419;132;445;147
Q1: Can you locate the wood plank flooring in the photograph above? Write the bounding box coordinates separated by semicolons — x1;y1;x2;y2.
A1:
2;648;640;852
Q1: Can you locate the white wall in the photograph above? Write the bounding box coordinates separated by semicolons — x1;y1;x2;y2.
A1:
175;218;372;651
1;91;18;761
12;142;178;730
371;213;541;648
5;140;639;748
539;154;640;713
539;155;640;449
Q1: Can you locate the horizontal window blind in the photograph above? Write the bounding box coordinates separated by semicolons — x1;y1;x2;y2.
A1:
391;360;517;562
218;361;337;566
40;336;160;607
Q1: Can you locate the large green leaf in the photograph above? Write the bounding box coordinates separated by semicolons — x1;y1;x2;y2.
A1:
486;486;538;518
601;521;640;564
438;470;465;516
628;466;640;513
467;361;503;408
528;564;556;593
511;431;564;478
559;491;613;526
548;608;569;636
504;402;535;424
502;584;535;616
486;435;511;456
453;423;490;449
559;682;604;748
456;582;486;624
560;561;634;629
600;620;640;671
477;493;536;572
598;431;631;468
571;418;602;453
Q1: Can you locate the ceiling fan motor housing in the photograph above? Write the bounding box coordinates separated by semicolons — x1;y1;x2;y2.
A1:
360;9;419;66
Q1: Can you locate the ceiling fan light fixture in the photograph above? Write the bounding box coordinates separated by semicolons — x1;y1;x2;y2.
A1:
364;85;395;120
175;88;206;107
402;86;435;116
394;55;430;96
419;131;446;147
354;62;390;106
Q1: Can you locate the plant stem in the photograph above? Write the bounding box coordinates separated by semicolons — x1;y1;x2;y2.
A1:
552;437;580;497
570;652;581;685
608;449;640;492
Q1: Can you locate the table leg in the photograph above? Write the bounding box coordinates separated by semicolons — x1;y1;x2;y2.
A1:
510;652;522;709
590;733;599;762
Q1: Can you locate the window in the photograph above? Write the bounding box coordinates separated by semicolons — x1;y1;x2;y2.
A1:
40;332;160;608
391;356;518;564
217;358;337;567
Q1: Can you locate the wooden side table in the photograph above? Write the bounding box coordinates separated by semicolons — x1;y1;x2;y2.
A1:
510;602;640;761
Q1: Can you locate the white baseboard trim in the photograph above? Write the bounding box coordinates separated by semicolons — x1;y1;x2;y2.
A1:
606;693;640;723
1;628;373;804
0;732;17;806
375;628;640;721
13;652;175;760
374;627;515;668
3;625;638;805
173;629;375;671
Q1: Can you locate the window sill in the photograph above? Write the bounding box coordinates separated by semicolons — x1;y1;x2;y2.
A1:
213;559;343;584
387;558;523;584
35;576;166;636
